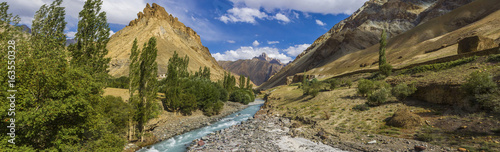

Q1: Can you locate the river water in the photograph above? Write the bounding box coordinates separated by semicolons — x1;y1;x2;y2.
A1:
137;99;265;152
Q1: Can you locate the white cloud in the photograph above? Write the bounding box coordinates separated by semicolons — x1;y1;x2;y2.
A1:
6;0;146;28
252;40;260;47
229;0;366;15
109;30;115;37
315;19;326;26
219;7;268;24
274;13;290;23
65;31;77;39
212;46;293;63
227;40;236;43
267;41;279;44
284;44;311;56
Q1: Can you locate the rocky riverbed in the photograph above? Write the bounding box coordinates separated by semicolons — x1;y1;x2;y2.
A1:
187;108;453;152
187;116;345;152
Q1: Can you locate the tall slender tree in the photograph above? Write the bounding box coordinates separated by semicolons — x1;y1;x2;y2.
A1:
128;38;140;141
379;29;387;66
239;75;245;89
137;37;158;142
69;0;110;77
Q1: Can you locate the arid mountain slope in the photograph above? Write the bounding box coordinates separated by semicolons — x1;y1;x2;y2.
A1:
309;0;500;75
106;3;226;80
259;0;477;90
218;53;285;86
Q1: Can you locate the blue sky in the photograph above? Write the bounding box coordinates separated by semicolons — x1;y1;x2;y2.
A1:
7;0;366;63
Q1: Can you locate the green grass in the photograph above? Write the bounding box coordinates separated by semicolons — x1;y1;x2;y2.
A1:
488;54;500;62
399;56;478;75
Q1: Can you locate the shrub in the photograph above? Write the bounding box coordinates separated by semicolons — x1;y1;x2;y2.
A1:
358;79;375;96
352;104;370;111
310;89;319;97
387;108;422;128
401;56;477;75
391;82;417;101
366;88;391;106
329;79;340;90
229;89;252;105
462;71;499;113
462;71;497;95
345;80;353;88
379;64;393;76
488;54;500;62
474;92;500;113
106;76;129;89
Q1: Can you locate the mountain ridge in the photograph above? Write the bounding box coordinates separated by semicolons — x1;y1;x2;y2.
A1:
106;3;226;80
259;0;478;90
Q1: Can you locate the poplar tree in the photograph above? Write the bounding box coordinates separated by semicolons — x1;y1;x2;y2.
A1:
239;75;245;89
128;38;140;141
379;29;392;76
137;37;158;142
69;0;110;78
379;29;387;66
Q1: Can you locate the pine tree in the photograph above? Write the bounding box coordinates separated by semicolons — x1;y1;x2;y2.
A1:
136;37;158;142
69;0;111;78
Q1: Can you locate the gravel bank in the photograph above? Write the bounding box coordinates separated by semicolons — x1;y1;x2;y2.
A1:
187;116;346;152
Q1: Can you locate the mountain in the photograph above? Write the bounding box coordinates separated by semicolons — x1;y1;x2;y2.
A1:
218;53;285;86
259;0;488;90
106;3;226;80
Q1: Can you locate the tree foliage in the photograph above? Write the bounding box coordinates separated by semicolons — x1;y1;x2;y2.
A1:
0;1;127;150
69;0;110;78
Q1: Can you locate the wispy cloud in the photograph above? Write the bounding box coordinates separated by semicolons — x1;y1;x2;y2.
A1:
267;41;280;44
219;7;268;24
229;0;366;15
274;13;290;23
315;19;326;26
227;40;236;43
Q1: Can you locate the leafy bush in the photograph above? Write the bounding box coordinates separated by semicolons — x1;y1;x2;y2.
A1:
462;71;500;112
352;104;370;111
310;89;319;97
391;82;417;101
106;76;129;89
366;88;391;106
462;71;497;95
379;64;393;76
358;79;375;96
329;79;340;90
345;80;353;88
302;78;320;96
230;89;252;105
488;54;500;62
401;56;477;75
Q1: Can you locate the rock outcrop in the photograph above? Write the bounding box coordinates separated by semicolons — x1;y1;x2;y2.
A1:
458;36;497;54
218;53;284;86
106;3;226;80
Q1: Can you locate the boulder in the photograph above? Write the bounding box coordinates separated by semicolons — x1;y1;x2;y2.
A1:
197;140;205;146
458;36;497;54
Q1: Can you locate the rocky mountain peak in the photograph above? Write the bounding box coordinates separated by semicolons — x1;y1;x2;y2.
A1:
253;53;283;65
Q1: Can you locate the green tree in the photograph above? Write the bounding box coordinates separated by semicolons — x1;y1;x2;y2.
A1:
379;29;387;66
239;75;245;89
0;2;22;41
136;37;159;142
128;38;140;141
69;0;111;78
